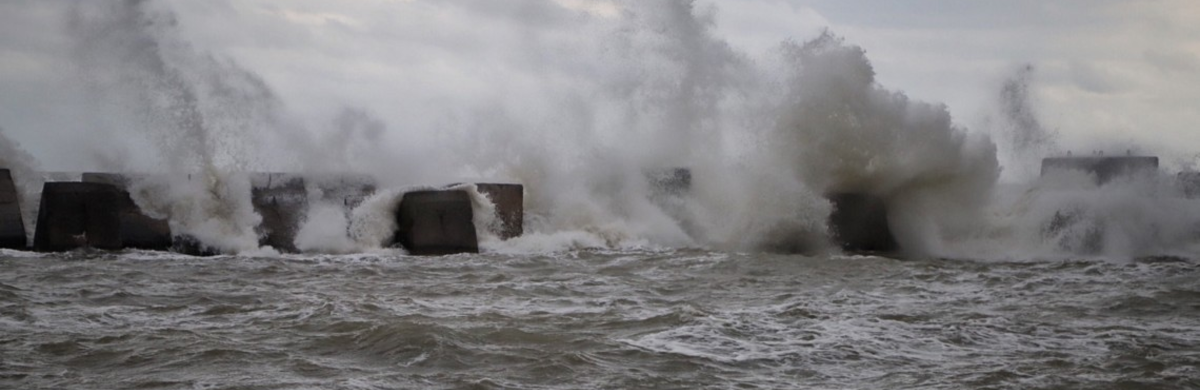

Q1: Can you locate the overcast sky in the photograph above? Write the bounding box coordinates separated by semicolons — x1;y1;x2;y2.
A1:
1;0;1197;172
714;0;1200;166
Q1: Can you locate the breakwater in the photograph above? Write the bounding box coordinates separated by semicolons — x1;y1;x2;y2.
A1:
0;169;525;256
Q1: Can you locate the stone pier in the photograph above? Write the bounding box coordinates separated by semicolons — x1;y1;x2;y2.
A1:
0;169;25;249
33;182;123;251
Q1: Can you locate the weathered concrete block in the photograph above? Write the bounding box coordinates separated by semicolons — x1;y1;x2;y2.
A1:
170;234;222;257
1043;208;1104;254
0;169;25;249
647;167;692;196
81;173;171;250
828;192;898;253
78;172;132;188
33;182;123;251
475;183;523;240
251;173;307;253
1179;172;1200;199
395;190;478;255
310;173;376;209
1041;156;1159;185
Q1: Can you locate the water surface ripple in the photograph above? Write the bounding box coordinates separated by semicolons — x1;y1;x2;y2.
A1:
1;250;1197;389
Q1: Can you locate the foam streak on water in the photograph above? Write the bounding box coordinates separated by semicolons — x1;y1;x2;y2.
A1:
1;250;1197;389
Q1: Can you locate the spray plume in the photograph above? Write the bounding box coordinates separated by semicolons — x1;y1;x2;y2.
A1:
10;0;1192;259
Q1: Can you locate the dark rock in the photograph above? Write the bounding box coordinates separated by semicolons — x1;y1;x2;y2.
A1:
0;169;25;249
81;173;171;250
395;190;478;255
33;182;123;251
828;192;898;253
474;183;523;240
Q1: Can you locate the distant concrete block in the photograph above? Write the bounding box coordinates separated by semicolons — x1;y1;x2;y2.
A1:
1043;208;1104;254
647;167;692;196
251;173;308;253
81;173;171;250
33;182;123;251
310;173;376;209
0;169;25;249
170;234;222;257
828;192;898;253
395;190;478;255
1041;156;1159;185
475;183;523;240
1179;172;1200;199
78;172;132;188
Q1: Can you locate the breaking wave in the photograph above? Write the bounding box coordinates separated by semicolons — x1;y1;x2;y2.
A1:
0;0;1196;260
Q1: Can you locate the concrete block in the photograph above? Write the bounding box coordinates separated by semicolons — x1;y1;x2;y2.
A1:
1041;156;1159;185
79;172;134;188
170;234;222;257
33;182;123;251
1043;208;1104;254
828;192;898;253
647;167;692;196
41;172;81;182
310;173;376;209
81;173;171;250
1179;172;1200;199
251;173;307;253
395;190;478;255
0;169;25;249
475;183;523;239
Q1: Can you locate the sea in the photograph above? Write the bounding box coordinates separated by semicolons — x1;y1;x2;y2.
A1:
2;249;1197;389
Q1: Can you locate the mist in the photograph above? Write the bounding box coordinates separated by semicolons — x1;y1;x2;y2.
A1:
0;0;1195;259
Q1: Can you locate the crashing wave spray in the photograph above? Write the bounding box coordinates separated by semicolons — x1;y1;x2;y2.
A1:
436;0;747;252
944;67;1200;260
301;184;501;254
758;32;999;255
41;0;1004;257
40;0;1192;259
0;128;44;244
62;1;469;254
986;64;1059;181
961;168;1200;260
66;1;280;253
335;3;1001;255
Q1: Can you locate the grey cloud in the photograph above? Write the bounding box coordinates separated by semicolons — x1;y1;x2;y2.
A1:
1143;49;1199;73
1068;61;1127;94
2;0;1199;174
788;0;1122;31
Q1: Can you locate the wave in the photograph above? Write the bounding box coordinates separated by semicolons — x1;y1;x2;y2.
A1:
1;1;1196;260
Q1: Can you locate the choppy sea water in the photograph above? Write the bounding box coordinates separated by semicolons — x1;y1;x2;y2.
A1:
1;249;1197;389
